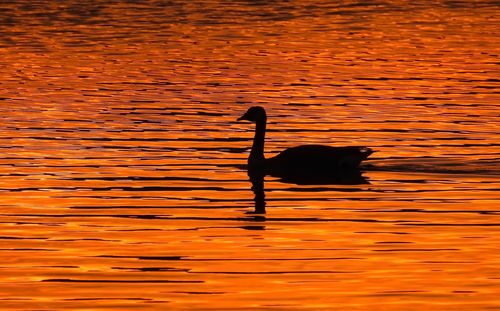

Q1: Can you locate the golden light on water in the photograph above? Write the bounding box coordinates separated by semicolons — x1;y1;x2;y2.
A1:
0;0;499;310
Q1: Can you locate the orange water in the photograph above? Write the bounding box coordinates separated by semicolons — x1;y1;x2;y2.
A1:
0;1;499;310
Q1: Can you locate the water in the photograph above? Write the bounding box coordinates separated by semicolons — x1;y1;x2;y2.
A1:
0;1;499;310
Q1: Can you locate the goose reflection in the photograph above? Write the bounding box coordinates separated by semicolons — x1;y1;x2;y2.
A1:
238;106;373;214
248;166;266;214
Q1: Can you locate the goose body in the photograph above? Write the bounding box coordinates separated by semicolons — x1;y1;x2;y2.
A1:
238;106;373;182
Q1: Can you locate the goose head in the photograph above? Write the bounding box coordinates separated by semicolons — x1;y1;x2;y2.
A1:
237;106;267;123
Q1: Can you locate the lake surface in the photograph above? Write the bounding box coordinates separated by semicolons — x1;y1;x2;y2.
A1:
0;1;499;310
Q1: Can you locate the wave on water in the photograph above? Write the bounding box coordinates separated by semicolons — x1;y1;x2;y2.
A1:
365;157;500;176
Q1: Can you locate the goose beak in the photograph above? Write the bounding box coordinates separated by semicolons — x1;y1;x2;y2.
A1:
237;115;247;121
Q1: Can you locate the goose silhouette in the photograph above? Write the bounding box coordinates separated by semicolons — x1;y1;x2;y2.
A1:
238;106;373;184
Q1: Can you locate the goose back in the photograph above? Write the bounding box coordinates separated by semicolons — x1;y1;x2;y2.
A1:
266;145;373;178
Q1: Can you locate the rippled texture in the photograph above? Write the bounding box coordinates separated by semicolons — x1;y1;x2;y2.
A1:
0;1;499;310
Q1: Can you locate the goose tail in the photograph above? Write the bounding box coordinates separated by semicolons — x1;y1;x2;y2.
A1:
360;147;374;159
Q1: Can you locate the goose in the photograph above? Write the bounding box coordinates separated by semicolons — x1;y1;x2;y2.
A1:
237;106;373;183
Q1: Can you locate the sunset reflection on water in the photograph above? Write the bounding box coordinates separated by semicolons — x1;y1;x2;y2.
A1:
0;0;499;310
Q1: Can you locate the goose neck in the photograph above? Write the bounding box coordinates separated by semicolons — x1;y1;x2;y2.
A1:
250;119;266;162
